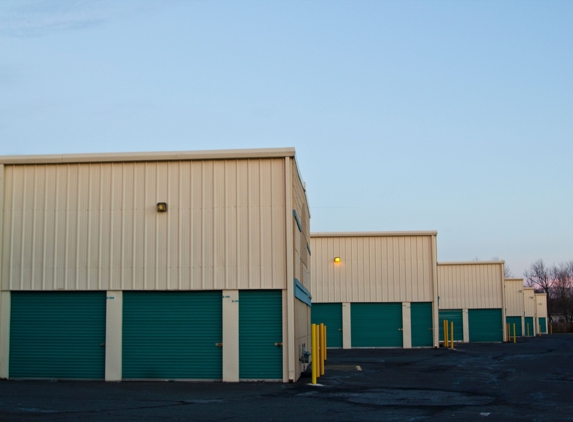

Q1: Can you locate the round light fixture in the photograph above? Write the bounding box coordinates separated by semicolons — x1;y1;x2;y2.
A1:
334;257;341;263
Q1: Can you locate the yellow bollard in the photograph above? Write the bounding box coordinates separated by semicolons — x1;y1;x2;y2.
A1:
324;325;327;361
513;323;516;343
450;321;454;349
320;323;325;376
506;323;510;341
311;324;317;384
550;324;553;335
443;319;448;348
316;324;321;378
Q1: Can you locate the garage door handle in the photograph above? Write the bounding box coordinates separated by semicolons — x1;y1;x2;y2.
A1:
339;329;343;332
398;328;403;331
215;343;223;347
274;342;283;347
99;343;105;347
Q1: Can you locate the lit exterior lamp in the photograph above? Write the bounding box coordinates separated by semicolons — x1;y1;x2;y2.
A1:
157;202;168;212
334;257;341;264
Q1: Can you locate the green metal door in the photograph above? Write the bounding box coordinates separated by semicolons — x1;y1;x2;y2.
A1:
439;309;463;342
10;292;106;379
311;303;343;348
123;291;222;379
468;309;503;342
351;303;402;347
506;316;522;337
411;302;433;347
525;317;534;336
538;317;547;333
239;290;283;380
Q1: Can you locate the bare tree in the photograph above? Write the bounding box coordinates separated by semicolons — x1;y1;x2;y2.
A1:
524;259;552;294
551;262;573;323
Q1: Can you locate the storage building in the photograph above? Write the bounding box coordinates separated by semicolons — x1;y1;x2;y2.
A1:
437;262;506;343
504;278;525;337
535;293;548;334
0;148;311;382
523;287;537;337
310;231;439;349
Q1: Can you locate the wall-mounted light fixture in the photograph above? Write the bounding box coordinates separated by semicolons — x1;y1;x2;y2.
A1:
157;202;168;212
334;257;341;264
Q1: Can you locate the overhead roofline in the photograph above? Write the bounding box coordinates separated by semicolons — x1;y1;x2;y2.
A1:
311;231;437;238
505;278;524;282
438;261;505;265
0;147;297;165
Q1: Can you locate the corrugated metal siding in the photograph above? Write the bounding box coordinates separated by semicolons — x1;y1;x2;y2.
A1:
311;235;434;303
292;162;310;291
523;288;536;317
2;160;286;291
437;263;504;309
535;294;547;318
504;279;524;316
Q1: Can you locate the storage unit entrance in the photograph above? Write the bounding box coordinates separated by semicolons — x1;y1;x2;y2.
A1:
311;232;439;349
0;148;311;383
9;292;106;379
437;262;506;343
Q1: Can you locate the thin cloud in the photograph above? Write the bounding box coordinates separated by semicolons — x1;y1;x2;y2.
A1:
0;0;160;37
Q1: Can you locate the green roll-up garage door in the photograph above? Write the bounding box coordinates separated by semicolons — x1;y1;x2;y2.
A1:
524;317;534;336
538;317;547;333
439;309;463;342
10;291;106;379
311;303;343;348
506;316;522;337
411;302;433;347
468;309;503;342
123;291;222;379
351;303;402;348
239;290;283;380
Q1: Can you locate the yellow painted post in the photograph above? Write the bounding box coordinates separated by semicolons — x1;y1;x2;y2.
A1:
324;325;327;361
320;323;325;376
311;324;317;384
550;324;553;334
450;321;454;349
513;323;516;343
316;324;321;378
443;319;448;347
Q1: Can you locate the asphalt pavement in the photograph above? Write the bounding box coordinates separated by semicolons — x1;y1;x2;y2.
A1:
0;334;571;421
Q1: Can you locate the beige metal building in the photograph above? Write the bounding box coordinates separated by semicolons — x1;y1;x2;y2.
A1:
0;148;311;382
535;293;548;334
437;262;506;343
310;231;439;349
504;278;525;337
523;287;537;336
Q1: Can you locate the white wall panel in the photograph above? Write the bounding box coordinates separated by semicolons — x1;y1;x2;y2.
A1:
2;159;286;291
535;293;547;318
311;234;436;303
523;288;536;317
504;278;525;316
438;262;504;309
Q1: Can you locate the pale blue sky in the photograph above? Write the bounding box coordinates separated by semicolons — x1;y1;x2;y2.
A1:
1;0;572;277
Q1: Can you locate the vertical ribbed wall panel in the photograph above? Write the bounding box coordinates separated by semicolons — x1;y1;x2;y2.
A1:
310;235;435;303
504;279;524;316
3;159;286;291
535;294;547;318
437;263;504;309
523;288;536;317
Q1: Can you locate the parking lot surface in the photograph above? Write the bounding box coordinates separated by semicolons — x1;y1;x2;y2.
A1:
1;334;572;421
